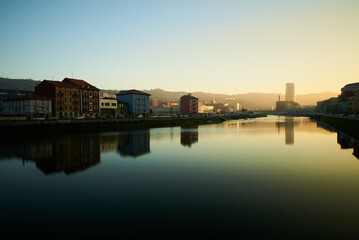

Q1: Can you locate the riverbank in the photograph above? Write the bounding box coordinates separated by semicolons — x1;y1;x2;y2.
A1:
0;116;227;138
311;114;359;139
228;113;267;120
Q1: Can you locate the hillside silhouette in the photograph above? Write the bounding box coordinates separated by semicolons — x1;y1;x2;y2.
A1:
0;78;338;110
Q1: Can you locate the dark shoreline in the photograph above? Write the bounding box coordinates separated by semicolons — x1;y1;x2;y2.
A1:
311;114;359;139
0;117;225;138
0;113;270;140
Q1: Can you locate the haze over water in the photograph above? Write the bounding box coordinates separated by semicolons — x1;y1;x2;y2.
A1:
1;116;359;238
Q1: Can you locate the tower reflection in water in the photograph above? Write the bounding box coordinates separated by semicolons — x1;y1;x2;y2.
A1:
276;117;296;145
317;121;359;160
180;126;199;147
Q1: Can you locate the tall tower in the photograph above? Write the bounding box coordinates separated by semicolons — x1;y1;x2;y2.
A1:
285;83;295;102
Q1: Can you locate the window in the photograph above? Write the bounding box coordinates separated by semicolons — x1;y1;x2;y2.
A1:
90;98;92;104
90;105;93;111
111;103;116;106
101;103;104;106
94;91;97;96
89;91;92;97
105;103;110;106
84;91;87;97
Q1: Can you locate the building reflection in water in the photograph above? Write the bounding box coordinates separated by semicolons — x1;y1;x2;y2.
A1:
317;121;359;160
0;134;101;175
38;135;101;174
117;130;150;158
276;117;296;145
181;126;199;147
100;134;120;153
0;130;153;174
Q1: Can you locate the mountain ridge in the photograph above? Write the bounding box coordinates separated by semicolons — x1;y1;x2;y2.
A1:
0;78;338;110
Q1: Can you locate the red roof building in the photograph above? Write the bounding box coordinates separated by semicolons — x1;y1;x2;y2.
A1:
62;78;100;117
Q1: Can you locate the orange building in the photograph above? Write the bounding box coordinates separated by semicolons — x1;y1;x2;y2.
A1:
35;80;80;119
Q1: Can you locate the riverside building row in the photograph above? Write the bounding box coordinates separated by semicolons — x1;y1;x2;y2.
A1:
0;78;152;119
34;78;100;119
0;77;218;119
317;82;359;114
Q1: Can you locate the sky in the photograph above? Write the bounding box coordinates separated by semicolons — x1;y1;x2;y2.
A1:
0;0;358;95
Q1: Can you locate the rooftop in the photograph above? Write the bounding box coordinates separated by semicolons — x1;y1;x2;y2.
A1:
341;82;359;93
181;94;198;100
63;78;99;90
43;80;78;88
116;89;151;96
101;97;117;100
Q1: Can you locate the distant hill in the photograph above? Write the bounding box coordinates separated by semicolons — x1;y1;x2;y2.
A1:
139;89;338;110
101;88;338;110
0;78;41;91
0;78;338;110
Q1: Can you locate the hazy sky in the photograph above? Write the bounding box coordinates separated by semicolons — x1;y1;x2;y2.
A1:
1;0;358;94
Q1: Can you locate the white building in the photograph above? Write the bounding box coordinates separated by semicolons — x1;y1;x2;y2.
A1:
100;97;118;117
233;103;242;111
2;95;52;119
198;103;214;113
116;90;151;117
285;83;295;101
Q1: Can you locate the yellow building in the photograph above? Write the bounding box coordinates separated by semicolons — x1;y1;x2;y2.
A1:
35;80;80;118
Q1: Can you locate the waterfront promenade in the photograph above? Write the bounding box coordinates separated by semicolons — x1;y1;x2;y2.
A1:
0;116;224;137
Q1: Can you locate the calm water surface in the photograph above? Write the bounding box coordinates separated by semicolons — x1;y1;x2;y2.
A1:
1;116;359;238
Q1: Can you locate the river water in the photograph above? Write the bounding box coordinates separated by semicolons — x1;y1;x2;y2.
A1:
1;116;359;238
